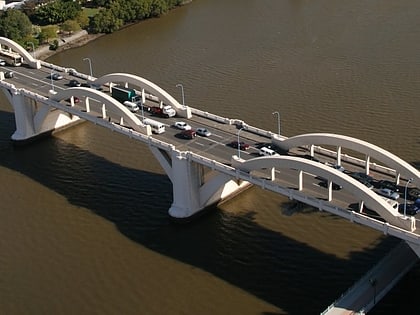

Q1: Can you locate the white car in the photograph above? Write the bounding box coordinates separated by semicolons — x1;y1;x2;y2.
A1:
0;59;5;66
174;121;191;130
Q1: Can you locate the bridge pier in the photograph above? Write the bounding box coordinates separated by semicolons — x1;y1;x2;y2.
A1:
149;147;251;220
1;87;80;142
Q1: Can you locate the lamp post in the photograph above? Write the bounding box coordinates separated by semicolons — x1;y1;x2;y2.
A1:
83;57;93;80
404;178;414;217
140;100;144;120
237;127;244;159
50;70;55;92
176;83;185;107
27;42;35;59
272;111;280;136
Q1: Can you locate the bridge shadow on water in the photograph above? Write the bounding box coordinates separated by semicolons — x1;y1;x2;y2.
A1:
0;109;416;315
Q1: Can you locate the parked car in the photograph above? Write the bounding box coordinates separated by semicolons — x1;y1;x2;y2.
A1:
174;121;191;130
376;180;399;192
196;127;211;137
0;59;5;66
377;188;400;200
229;141;250;150
69;79;81;87
50;73;63;80
179;130;196;139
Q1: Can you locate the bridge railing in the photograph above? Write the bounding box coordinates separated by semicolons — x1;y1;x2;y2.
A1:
309;145;397;177
190;107;233;125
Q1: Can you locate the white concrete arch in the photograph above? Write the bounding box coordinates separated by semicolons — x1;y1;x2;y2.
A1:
0;37;40;69
232;155;410;228
49;87;144;131
278;133;420;185
93;73;183;110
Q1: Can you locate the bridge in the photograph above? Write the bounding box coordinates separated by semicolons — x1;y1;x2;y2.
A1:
1;37;420;313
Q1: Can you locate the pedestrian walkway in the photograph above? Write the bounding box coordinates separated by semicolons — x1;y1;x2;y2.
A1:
322;241;418;314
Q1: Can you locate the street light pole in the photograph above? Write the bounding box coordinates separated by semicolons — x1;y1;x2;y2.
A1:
50;70;55;92
237;127;244;159
404;178;414;217
272;111;280;136
176;83;185;107
27;42;35;59
83;57;93;80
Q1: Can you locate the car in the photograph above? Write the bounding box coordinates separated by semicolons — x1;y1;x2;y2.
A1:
4;71;13;78
408;188;420;201
319;180;342;190
90;83;102;90
259;147;278;156
398;203;420;216
196;127;211;137
301;154;321;163
174;121;191;130
377;188;400;200
179;130;196;139
0;59;5;66
325;162;345;172
376;180;399;192
69;79;81;87
50;73;63;80
66;96;80;103
229;141;250;150
349;172;374;183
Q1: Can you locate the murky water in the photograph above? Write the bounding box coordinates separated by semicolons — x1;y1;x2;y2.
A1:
1;1;419;314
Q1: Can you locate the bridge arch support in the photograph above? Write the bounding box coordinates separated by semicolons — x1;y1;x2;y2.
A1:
0;37;41;69
232;155;415;231
275;133;420;186
93;73;192;118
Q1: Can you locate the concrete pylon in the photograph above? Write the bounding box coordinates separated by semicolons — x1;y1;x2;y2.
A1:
149;147;251;220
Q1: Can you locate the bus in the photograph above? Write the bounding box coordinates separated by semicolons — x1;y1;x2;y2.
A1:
0;50;23;66
143;118;165;134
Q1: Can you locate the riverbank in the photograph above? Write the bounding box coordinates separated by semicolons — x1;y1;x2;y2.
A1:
35;1;192;61
34;30;104;61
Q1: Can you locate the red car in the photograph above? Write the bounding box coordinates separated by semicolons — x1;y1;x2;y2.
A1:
229;141;250;150
180;130;196;139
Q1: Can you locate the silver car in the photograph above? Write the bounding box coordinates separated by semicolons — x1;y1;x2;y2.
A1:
377;188;400;200
196;127;211;137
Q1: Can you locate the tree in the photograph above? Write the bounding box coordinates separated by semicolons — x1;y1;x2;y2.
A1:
38;25;59;44
33;0;81;25
0;9;33;42
61;20;81;34
90;9;123;34
76;11;90;30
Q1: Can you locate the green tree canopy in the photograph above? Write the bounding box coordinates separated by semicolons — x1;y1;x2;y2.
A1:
0;9;33;42
33;0;82;25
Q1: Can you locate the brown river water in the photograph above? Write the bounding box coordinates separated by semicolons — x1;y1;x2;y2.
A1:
0;1;419;314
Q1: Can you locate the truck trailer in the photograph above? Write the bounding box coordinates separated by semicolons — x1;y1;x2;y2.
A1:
111;86;140;103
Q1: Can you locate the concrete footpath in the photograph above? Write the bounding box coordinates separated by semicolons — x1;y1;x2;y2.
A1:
322;241;418;314
33;30;101;61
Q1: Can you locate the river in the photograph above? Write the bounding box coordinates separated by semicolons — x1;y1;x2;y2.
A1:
0;1;419;314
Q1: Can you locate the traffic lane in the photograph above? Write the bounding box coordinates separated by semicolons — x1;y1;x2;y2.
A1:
4;65;89;95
